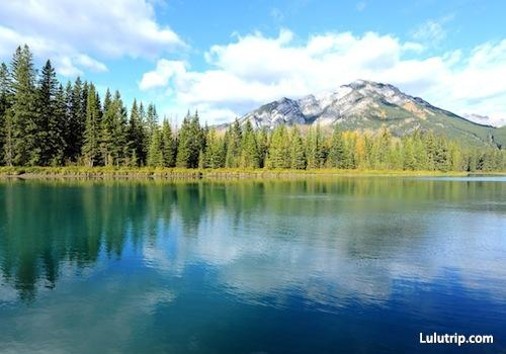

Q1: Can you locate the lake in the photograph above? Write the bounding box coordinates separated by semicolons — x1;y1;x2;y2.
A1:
0;177;505;353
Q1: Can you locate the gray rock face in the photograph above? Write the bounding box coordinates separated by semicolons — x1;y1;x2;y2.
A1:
239;80;441;129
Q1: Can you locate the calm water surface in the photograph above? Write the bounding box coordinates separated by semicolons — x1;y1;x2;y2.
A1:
0;177;505;353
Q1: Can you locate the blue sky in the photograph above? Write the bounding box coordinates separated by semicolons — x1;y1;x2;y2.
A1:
1;0;506;126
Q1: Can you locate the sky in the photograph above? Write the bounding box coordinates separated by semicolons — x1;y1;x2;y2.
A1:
1;0;506;126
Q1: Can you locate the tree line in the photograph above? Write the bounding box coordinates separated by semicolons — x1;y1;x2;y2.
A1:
198;121;504;172
0;45;504;171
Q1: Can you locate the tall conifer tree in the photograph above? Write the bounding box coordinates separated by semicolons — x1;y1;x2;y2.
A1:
127;99;145;166
225;119;242;168
65;77;86;163
161;119;175;167
290;127;306;169
306;125;327;169
36;60;60;165
82;84;102;166
327;125;346;168
100;89;114;166
147;127;163;167
51;84;66;165
266;125;290;169
0;62;13;164
203;128;225;168
10;45;38;166
239;120;260;168
176;111;203;168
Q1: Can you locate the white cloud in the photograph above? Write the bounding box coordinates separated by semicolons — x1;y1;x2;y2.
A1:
51;54;109;78
56;56;84;77
75;54;108;73
0;0;184;77
139;59;187;90
142;29;506;127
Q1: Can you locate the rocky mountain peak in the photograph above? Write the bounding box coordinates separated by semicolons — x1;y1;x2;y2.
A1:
236;79;500;147
240;80;434;129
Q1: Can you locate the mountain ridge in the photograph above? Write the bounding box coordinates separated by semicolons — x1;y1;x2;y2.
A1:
237;80;502;148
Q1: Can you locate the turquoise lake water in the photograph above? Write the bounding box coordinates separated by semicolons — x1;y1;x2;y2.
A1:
0;177;505;353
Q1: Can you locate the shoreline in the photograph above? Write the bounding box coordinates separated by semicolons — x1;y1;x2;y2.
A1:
1;166;503;180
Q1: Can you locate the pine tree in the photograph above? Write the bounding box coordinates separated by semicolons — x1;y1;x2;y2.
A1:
82;84;102;166
161;119;175;167
36;60;62;165
176;111;203;168
224;119;242;168
10;45;38;166
138;102;148;164
239;120;260;168
3;110;14;166
255;128;269;168
62;81;73;163
388;141;403;170
342;132;357;169
374;127;393;169
141;103;158;164
353;133;367;169
266;124;290;169
449;141;462;171
327;125;346;168
191;111;206;166
290;127;306;169
175;114;191;168
203;128;225;168
413;133;429;170
127;99;145;166
50;84;66;165
64;77;87;163
402;137;417;170
433;135;450;171
146;103;158;140
306;125;327;169
147;126;163;167
112;91;128;165
0;62;13;165
100;89;114;166
100;90;128;166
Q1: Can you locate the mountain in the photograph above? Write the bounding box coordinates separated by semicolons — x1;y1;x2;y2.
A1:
496;126;506;148
239;80;504;148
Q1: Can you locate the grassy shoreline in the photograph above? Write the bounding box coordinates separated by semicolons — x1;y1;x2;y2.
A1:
1;166;502;180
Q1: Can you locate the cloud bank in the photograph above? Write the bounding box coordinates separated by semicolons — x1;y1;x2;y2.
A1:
0;0;184;77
